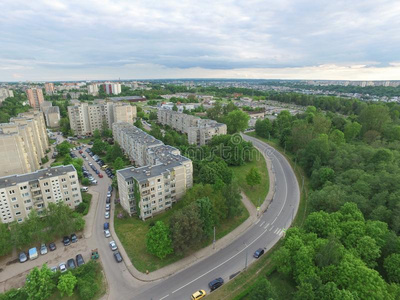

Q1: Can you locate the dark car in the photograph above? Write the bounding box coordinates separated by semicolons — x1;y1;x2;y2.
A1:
208;277;224;291
67;258;76;269
114;251;123;263
104;222;109;230
253;248;265;259
108;186;113;192
63;236;71;246
95;170;100;175
76;254;85;267
71;233;78;243
88;141;93;145
106;196;111;204
49;242;57;251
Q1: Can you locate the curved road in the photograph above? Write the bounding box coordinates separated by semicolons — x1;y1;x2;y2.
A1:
128;134;301;300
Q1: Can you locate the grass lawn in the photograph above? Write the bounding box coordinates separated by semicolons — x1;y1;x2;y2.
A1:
231;148;269;207
114;200;249;273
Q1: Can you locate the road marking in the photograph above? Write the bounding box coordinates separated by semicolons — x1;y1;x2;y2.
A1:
276;229;282;235
271;154;289;225
269;226;274;232
274;228;279;234
259;221;265;227
159;295;169;300
255;219;260;225
264;223;270;229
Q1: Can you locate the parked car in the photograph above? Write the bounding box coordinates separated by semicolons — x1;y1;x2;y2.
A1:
105;211;110;219
104;229;111;238
81;187;89;192
63;236;71;246
104;222;109;230
79;150;83;154
114;251;123;263
59;262;67;273
71;233;78;243
107;191;112;198
88;162;93;166
109;241;118;251
29;247;38;260
19;252;28;263
208;277;224;291
50;266;58;273
106;196;111;204
49;242;56;251
105;204;110;211
108;185;113;192
191;290;206;300
40;244;48;255
98;173;103;178
90;179;98;185
67;258;76;269
253;248;264;259
76;254;85;267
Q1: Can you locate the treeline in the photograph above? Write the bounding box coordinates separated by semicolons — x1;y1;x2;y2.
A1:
0;261;103;300
0;203;85;256
0;92;30;123
252;100;400;298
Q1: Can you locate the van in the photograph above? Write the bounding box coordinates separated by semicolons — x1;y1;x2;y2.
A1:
81;187;89;192
28;247;38;260
101;165;108;170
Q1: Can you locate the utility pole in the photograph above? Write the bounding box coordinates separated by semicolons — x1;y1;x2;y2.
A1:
301;175;305;193
213;226;216;249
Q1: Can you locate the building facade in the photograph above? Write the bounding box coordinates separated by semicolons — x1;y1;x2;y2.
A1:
0;165;82;224
104;82;121;95
44;83;55;95
68;101;136;136
40;101;61;128
113;122;193;220
0;88;14;103
26;88;44;109
157;109;227;145
87;83;99;96
0;111;49;177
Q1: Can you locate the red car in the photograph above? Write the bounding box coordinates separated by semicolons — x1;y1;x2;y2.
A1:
79;150;83;154
98;173;103;178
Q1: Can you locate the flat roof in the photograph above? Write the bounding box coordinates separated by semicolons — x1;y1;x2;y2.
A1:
0;165;76;189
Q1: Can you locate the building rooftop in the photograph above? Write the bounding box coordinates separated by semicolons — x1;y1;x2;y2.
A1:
109;96;146;102
0;165;76;189
115;123;163;147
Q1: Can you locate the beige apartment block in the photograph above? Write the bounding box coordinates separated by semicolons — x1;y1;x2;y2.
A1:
68;101;136;136
0;165;82;224
157;109;227;145
114;122;193;219
40;101;60;128
26;88;44;109
0;111;49;177
44;83;55;95
0;88;14;103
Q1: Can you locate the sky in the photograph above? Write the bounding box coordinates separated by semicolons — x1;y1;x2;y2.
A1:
1;0;400;81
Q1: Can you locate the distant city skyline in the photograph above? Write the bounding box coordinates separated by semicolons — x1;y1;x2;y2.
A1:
1;0;400;81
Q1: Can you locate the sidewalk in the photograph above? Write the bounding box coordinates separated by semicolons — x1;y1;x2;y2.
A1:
108;138;277;282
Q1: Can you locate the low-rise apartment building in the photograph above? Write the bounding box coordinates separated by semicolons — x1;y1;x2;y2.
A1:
0;88;14;103
40;101;60;128
68;101;136;136
0;165;82;224
157;109;227;145
113;122;193;220
0;111;49;177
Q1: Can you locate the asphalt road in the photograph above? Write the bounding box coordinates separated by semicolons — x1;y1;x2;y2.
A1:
130;134;301;300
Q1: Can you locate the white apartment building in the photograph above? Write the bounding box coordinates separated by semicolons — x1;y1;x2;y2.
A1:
0;111;49;177
113;122;193;219
0;165;82;224
40;101;60;128
87;83;99;96
157;109;227;145
104;82;121;95
68;101;136;136
0;88;14;103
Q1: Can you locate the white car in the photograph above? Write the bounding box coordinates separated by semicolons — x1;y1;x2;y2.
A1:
50;266;58;273
59;262;67;273
40;244;48;255
105;211;110;219
104;229;111;238
105;204;110;211
109;240;118;251
88;162;93;166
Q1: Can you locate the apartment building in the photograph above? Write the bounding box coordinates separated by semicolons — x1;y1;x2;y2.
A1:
40;101;61;128
104;82;121;95
157;109;227;145
68;101;136;136
44;83;55;95
87;83;99;96
26;88;44;109
0;88;14;103
0;111;49;177
0;165;82;224
113;122;193;219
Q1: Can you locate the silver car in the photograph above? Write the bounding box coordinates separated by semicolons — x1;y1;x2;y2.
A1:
40;244;48;255
104;229;111;238
109;241;118;251
105;211;110;219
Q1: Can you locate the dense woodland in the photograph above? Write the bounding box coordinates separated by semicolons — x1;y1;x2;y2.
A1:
252;99;400;299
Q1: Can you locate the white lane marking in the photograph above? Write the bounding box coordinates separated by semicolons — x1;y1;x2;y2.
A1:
269;226;274;232
171;223;274;294
255;219;260;225
264;223;270;229
271;151;289;225
259;221;265;227
274;228;279;234
159;295;169;300
276;229;282;235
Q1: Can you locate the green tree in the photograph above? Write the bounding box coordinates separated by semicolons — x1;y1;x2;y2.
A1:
359;104;391;133
146;221;173;259
255;118;272;138
25;265;55;300
224;110;250;134
82;178;90;186
91;139;106;155
196;197;214;238
57;271;77;297
246;167;262;187
113;157;125;171
45;202;76;237
384;253;400;283
149;111;158;120
56;141;71;157
344;121;361;142
0;223;12;256
93;129;101;139
172;104;178;111
249;277;277;300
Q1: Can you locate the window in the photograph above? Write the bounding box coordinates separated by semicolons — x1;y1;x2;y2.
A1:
24;199;31;204
17;218;23;223
65;197;70;201
23;192;29;197
9;190;15;195
45;189;50;193
43;182;49;186
69;175;75;179
26;207;31;211
72;187;77;191
20;186;27;190
61;178;66;182
11;197;16;202
157;179;161;182
15;211;21;216
63;184;67;189
13;204;19;209
47;196;51;200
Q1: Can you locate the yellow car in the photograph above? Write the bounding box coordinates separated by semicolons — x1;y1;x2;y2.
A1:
191;290;206;300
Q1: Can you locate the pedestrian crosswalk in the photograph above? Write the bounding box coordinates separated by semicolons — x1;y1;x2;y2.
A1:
256;219;286;236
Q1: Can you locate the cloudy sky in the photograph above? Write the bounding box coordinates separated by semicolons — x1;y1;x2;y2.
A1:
1;0;400;81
